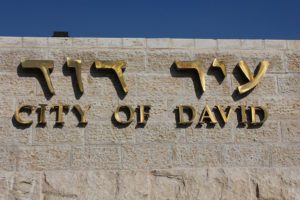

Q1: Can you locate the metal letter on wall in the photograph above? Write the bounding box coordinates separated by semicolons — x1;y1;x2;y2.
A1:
94;60;128;94
212;58;227;77
175;61;206;92
66;58;84;93
237;60;269;94
15;104;35;125
21;60;55;95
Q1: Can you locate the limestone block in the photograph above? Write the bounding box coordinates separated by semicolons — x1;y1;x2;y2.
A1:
287;40;300;51
241;40;264;50
85;123;135;145
170;39;195;49
261;97;300;120
235;121;280;143
146;49;192;73
0;73;35;97
136;121;185;144
87;171;117;200
48;38;72;48
123;38;146;48
249;168;300;200
278;74;300;96
118;171;150;200
137;74;184;99
72;37;98;48
150;168;251;200
22;37;48;47
122;144;173;169
222;145;269;167
8;172;41;200
195;39;217;49
98;38;123;48
15;145;71;170
71;146;121;169
32;126;83;145
146;38;171;49
0;147;14;171
186;122;234;144
0;37;22;47
271;144;300;167
42;171;87;200
173;144;222;167
218;39;241;50
265;40;287;49
281;120;300;142
286;52;300;72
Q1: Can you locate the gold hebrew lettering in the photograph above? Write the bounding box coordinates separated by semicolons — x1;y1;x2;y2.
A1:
175;61;206;92
212;58;227;77
66;58;84;93
21;60;55;95
237;60;269;94
94;60;128;93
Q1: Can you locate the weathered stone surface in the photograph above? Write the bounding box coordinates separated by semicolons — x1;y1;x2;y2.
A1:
218;39;241;49
249;168;300;200
15;145;71;170
222;145;269;167
286;52;300;72
265;40;287;49
235;121;280;143
241;39;264;50
122;144;173;169
146;49;192;73
0;37;299;199
123;38;146;48
8;172;41;200
281;120;300;142
72;146;121;169
278;74;300;96
173;144;222;167
271;144;300;167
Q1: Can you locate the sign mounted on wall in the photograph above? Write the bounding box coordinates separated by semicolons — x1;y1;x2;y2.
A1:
14;57;269;128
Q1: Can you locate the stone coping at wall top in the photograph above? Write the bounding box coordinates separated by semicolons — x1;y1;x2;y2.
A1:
0;36;299;50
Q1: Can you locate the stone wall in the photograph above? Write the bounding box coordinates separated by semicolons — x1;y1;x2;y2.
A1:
0;37;299;199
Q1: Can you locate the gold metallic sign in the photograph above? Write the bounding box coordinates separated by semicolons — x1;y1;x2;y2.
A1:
66;58;84;93
95;60;128;94
175;61;206;92
21;60;55;94
237;60;269;94
15;57;271;128
14;103;268;127
20;58;269;97
212;58;227;77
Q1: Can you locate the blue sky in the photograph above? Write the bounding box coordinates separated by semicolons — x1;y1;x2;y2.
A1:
0;0;299;39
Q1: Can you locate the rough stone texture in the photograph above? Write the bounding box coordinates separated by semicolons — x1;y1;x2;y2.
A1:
0;37;299;199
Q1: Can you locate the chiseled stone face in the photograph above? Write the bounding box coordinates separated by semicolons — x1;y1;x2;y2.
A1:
0;37;299;199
